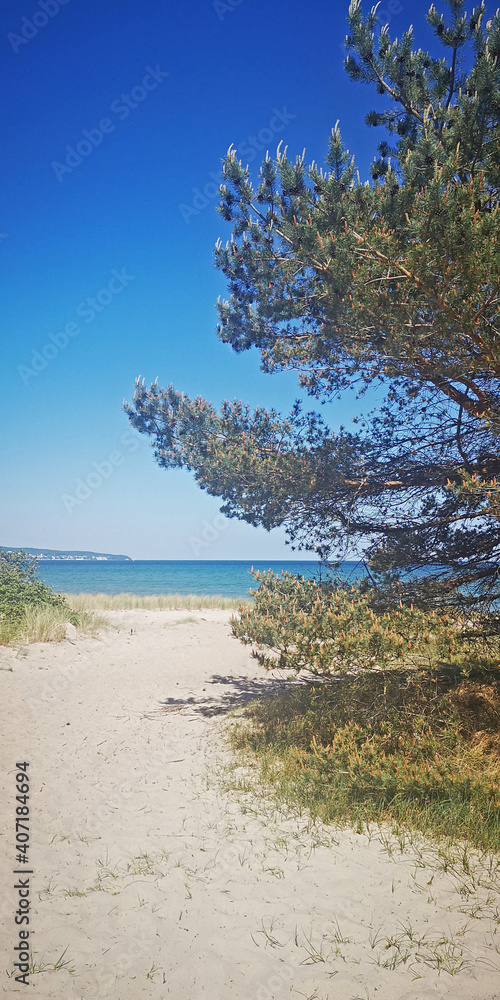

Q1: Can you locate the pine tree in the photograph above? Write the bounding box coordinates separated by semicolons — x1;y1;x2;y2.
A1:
126;0;500;614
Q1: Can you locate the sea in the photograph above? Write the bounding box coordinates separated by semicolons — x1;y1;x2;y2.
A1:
36;560;367;599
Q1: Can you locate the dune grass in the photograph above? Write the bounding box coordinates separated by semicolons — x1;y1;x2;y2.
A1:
0;604;108;644
21;605;73;642
64;592;250;611
227;660;500;851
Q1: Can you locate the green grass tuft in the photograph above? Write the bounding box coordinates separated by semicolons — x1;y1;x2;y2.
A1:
8;605;108;644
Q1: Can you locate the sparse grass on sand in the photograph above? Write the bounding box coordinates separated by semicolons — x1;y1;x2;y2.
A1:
64;592;250;611
227;660;500;851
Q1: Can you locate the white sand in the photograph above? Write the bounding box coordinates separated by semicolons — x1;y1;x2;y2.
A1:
0;609;498;998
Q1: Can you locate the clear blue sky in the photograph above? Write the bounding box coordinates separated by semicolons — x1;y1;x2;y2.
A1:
1;0;422;559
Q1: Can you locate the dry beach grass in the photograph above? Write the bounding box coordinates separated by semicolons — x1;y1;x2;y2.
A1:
0;604;108;646
65;591;250;611
0;608;498;998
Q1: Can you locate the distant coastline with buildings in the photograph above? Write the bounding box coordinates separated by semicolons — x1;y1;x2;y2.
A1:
1;547;132;562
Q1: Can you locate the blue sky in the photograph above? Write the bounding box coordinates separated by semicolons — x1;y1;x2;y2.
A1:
1;0;421;559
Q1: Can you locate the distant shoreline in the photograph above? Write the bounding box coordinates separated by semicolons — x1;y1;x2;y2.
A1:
35;557;132;562
1;546;132;562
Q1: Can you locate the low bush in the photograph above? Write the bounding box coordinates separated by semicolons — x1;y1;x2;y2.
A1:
229;666;500;850
232;570;461;675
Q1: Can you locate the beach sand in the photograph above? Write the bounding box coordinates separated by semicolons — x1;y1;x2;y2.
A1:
0;609;498;999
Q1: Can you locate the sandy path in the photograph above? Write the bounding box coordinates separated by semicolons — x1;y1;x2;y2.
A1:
0;609;498;999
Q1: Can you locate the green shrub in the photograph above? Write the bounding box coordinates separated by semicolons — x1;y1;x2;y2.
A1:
0;549;76;642
232;571;461;676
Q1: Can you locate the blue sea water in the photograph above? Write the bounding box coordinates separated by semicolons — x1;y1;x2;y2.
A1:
36;559;367;598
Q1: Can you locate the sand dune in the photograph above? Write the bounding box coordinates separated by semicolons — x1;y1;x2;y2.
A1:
0;609;498;998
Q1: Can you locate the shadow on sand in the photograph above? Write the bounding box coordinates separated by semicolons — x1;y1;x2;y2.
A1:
158;672;304;717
